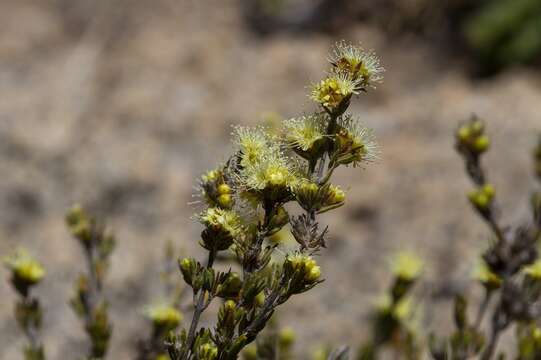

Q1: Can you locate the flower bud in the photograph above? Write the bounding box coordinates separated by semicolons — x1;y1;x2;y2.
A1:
65;204;92;243
179;257;198;287
217;183;231;195
473;135;490;153
217;194;233;209
254;292;265;307
455;118;490;156
305;266;321;282
468;184;495;213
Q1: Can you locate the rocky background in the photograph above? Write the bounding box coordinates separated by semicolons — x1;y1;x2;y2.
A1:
1;0;540;358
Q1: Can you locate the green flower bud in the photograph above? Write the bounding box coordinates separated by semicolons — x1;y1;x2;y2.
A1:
179;257;198;286
455;117;490;156
217;194;233;209
473;135;490;153
254;291;265;307
468;184;495;213
65;204;92;243
217;183;231;195
305;265;321;282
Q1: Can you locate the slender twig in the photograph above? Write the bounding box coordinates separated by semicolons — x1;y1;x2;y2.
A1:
473;290;492;331
184;248;217;358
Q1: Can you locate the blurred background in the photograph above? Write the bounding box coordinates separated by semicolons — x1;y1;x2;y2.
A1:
1;0;540;358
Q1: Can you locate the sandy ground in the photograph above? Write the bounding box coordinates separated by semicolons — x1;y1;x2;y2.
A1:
1;0;540;358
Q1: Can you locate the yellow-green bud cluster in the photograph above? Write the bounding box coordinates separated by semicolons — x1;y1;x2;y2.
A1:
65;204;93;243
284;253;321;283
200;169;234;209
143;304;183;330
468;184;495;212
199;207;242;251
456;119;490;155
4;249;45;294
293;182;346;213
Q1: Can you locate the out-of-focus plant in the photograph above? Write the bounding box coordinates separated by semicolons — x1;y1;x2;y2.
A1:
4;249;46;360
138;241;186;360
427;117;541;359
241;322;296;360
66;205;116;359
358;252;424;360
166;41;383;360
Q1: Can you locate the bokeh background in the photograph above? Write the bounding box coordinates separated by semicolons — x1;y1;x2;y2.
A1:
1;0;540;358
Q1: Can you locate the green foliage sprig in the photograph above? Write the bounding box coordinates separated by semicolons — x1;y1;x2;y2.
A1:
66;205;116;359
4;249;46;360
167;41;383;360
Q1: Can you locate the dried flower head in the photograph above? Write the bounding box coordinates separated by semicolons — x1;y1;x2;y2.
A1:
310;73;358;110
335;115;378;167
329;41;384;88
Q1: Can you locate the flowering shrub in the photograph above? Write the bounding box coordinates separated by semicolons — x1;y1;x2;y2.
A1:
4;43;541;360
